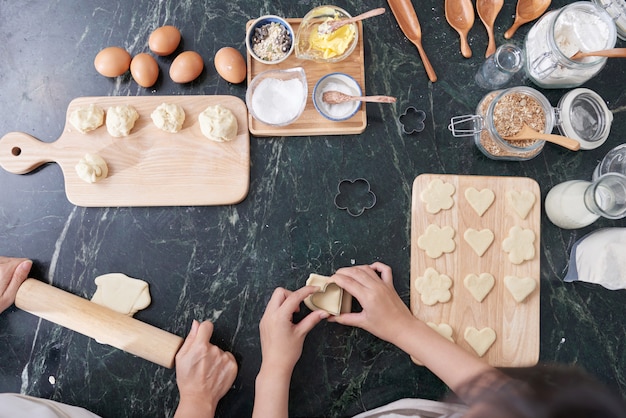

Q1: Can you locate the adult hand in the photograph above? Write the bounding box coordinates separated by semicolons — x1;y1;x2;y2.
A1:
0;256;32;313
259;286;328;377
174;320;238;418
329;262;417;345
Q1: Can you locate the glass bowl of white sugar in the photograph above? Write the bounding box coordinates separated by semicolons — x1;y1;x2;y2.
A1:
313;72;362;121
246;67;308;126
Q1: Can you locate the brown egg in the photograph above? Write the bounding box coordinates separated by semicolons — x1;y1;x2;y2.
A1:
214;47;246;84
169;51;204;83
94;46;131;77
130;53;159;87
149;25;181;56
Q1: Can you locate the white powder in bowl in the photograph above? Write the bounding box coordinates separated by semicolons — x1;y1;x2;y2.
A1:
251;78;305;125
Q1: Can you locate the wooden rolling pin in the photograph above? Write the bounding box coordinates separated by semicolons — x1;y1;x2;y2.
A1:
15;278;184;369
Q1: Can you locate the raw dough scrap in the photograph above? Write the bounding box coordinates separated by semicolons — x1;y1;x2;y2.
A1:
91;273;151;316
464;326;496;357
463;228;495;257
506;190;536;220
151;103;185;133
463;273;495;303
198;104;238;142
415;267;452;306
502;226;536;264
504;276;537;303
420;179;456;214
106;105;139;137
427;322;455;343
69;104;104;133
417;224;456;259
304;273;352;316
75;153;108;183
464;187;495;217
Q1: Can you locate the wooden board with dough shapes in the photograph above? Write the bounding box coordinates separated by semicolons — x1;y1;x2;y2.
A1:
0;95;250;207
410;174;540;367
246;19;367;137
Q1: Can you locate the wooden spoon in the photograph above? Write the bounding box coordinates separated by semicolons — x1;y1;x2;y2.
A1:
503;124;580;151
445;0;475;58
322;91;397;104
318;7;386;34
387;0;437;82
477;0;504;57
504;0;551;39
570;48;626;60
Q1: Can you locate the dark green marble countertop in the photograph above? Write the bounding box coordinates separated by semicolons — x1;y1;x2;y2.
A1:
0;0;624;417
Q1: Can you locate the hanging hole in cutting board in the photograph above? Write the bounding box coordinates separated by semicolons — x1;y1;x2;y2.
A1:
12;147;21;156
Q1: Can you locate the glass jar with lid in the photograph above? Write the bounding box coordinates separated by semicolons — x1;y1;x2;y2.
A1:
592;0;626;40
524;1;617;89
555;88;613;150
448;86;552;161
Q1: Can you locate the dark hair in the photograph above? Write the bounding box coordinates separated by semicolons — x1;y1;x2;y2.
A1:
454;364;626;418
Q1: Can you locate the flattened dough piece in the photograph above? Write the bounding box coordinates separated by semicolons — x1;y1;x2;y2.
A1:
504;276;537;302
463;273;495;302
463;228;495;257
506;190;536;220
464;326;496;357
304;273;352;316
417;224;456;259
502;226;536;264
415;267;452;306
420;179;456;214
464;187;495;217
91;273;151;316
427;322;455;343
69;104;105;133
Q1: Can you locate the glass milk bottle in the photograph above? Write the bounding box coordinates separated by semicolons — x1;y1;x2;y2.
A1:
545;173;626;229
524;1;617;88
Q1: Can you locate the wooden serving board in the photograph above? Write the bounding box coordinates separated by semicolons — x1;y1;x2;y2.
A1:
410;174;540;367
246;19;367;137
0;95;250;207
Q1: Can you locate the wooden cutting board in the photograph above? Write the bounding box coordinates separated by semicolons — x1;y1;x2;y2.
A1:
246;19;367;137
0;95;250;207
410;174;540;367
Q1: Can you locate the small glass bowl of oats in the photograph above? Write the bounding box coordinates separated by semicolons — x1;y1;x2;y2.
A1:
246;15;294;65
449;86;555;161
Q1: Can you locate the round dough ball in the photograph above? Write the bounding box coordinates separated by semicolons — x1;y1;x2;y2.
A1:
69;104;105;133
75;153;108;183
151;103;185;133
198;104;238;142
106;105;139;137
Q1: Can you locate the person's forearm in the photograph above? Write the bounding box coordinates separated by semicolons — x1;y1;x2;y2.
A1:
174;396;216;418
252;367;292;418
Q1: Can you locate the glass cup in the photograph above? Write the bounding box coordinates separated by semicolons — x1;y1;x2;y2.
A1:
475;44;525;90
592;143;626;179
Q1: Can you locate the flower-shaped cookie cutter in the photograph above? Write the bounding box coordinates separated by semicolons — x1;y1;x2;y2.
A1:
334;178;376;217
399;106;426;134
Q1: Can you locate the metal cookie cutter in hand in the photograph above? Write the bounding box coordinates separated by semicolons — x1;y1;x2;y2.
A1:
399;107;426;134
334;178;376;217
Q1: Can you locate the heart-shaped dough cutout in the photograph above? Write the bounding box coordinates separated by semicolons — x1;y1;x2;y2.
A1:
427;322;455;342
464;187;495;217
504;276;537;303
464;327;496;357
463;273;495;303
463;228;494;257
506;190;536;220
304;274;352;315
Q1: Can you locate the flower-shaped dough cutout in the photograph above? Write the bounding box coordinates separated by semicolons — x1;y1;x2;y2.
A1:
334;178;376;217
417;224;456;258
399;106;426;134
415;267;452;305
420;179;456;214
502;226;536;264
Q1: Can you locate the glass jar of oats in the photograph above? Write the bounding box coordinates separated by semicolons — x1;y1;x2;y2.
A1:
448;86;554;161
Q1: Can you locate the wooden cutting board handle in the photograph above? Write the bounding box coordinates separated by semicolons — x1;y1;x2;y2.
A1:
0;132;58;174
15;278;184;368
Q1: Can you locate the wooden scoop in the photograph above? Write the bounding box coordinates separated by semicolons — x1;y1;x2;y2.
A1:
387;0;437;82
477;0;504;57
445;0;475;58
570;48;626;60
318;7;386;34
505;0;551;39
503;124;580;151
322;91;397;104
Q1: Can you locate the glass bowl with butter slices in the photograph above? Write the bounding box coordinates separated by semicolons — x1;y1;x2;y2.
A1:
295;5;359;63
